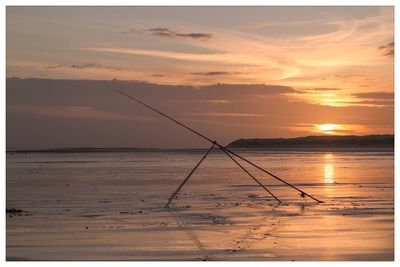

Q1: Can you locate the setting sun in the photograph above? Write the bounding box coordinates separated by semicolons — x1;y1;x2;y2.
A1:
318;124;340;132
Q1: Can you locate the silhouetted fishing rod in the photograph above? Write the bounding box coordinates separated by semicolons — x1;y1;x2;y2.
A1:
115;90;281;204
115;89;322;203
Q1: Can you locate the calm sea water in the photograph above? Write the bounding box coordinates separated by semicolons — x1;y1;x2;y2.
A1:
6;150;394;260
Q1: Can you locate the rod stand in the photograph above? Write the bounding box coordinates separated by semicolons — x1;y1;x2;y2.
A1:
115;90;323;204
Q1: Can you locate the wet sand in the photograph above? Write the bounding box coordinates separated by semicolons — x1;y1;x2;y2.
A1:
6;150;394;260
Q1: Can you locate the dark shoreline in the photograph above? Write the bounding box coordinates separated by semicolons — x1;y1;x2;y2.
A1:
227;135;394;149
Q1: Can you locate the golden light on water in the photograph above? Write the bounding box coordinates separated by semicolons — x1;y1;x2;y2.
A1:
324;153;335;185
324;164;334;184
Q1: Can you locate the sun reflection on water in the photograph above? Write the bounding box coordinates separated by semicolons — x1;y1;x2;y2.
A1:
324;153;334;185
324;164;334;184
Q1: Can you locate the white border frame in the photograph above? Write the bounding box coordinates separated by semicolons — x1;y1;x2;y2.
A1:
1;1;397;266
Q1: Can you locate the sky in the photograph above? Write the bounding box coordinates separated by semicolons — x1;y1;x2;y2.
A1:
6;6;394;148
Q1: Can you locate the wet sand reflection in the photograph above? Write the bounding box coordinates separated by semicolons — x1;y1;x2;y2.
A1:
324;153;334;193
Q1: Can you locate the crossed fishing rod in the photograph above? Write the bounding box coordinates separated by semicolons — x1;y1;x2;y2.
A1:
115;90;323;207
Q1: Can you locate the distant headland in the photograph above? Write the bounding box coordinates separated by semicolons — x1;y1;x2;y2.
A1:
227;135;394;151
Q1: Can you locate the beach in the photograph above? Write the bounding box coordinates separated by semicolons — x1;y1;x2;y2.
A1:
6;149;394;261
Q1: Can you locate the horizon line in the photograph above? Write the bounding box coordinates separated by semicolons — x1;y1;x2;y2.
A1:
6;133;394;152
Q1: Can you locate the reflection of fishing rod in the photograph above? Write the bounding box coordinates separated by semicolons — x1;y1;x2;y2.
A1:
115;89;323;206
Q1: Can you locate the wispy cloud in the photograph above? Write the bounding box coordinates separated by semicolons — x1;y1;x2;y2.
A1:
84;47;275;69
304;87;343;92
338;100;394;107
326;91;395;107
378;42;394;57
46;63;123;71
194;99;231;104
240;18;333;30
352;92;394;100
190;71;245;76
121;27;212;40
182;112;264;118
85;47;226;63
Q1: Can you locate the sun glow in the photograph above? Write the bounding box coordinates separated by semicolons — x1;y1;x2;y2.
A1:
318;124;340;133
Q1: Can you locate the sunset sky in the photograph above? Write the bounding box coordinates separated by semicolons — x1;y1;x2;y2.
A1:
6;6;394;148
